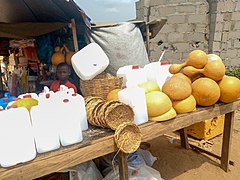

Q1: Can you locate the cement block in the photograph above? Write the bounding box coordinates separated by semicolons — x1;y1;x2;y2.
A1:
168;15;186;24
160;24;176;33
150;0;167;6
215;22;223;32
233;21;240;30
188;14;207;23
222;32;229;42
158;6;176;16
167;33;184;42
177;5;196;13
223;13;232;21
233;39;240;48
212;42;221;51
228;30;240;39
223;21;231;31
198;3;209;14
216;14;224;22
226;49;238;58
214;32;222;41
232;12;240;21
176;24;191;33
172;42;190;52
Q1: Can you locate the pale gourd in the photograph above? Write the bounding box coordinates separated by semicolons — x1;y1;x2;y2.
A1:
149;107;176;122
169;50;208;74
145;91;172;117
183;60;226;81
138;81;161;94
162;76;192;101
207;54;222;62
218;75;240;103
51;47;65;65
172;95;196;113
191;77;220;106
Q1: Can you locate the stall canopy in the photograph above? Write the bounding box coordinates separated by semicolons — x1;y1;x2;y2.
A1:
0;0;90;39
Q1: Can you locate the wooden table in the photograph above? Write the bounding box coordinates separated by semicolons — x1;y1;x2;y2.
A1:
0;99;239;180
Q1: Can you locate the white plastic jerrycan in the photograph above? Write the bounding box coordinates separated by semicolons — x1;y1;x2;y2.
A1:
118;86;148;125
144;61;172;89
30;92;61;153
0;107;36;167
18;92;39;100
57;93;83;146
117;65;147;87
71;42;109;80
67;88;88;131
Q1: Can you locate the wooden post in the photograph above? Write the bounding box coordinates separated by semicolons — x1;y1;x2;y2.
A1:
220;111;235;172
71;18;79;52
118;151;128;180
179;128;190;150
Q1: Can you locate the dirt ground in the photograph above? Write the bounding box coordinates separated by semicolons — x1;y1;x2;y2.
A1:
149;109;240;180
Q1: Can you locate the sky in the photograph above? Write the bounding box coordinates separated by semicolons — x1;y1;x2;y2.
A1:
75;0;137;23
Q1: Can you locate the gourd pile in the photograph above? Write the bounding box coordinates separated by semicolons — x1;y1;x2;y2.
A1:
107;50;240;122
149;49;240;121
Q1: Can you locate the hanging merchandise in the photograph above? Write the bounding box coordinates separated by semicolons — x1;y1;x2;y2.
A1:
35;33;54;64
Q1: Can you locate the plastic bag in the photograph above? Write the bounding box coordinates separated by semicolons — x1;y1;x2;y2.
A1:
61;160;103;180
137;148;157;167
103;164;163;180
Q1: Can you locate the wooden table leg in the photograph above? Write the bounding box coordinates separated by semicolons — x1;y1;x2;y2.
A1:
118;151;128;180
179;128;190;149
220;111;235;172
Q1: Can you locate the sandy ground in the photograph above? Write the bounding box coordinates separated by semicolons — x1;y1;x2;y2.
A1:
149;109;240;180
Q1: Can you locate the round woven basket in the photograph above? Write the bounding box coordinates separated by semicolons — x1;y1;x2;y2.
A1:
114;122;142;154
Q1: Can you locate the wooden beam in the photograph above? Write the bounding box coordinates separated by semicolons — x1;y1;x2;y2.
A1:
71;18;79;52
179;128;190;150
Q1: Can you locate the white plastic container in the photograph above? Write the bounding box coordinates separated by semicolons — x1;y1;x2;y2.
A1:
30;92;61;153
71;43;109;80
67;89;88;131
117;65;147;87
118;87;148;125
0;107;36;167
57;94;83;146
144;61;172;88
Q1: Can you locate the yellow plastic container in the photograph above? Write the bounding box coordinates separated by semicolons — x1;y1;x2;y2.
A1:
186;115;225;140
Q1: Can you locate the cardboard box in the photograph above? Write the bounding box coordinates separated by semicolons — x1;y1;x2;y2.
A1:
187;115;225;140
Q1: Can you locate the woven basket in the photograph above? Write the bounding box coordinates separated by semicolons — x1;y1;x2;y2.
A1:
114;122;142;154
80;73;123;100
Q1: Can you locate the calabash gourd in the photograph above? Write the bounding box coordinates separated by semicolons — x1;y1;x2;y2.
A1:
149;107;176;122
191;77;220;106
64;44;75;65
162;76;192;101
172;95;196;113
169;50;208;74
218;75;240;103
145;91;172;117
207;54;222;62
183;60;226;81
51;47;65;65
172;73;191;84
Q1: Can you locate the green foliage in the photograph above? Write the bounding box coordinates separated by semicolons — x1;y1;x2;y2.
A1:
225;66;240;79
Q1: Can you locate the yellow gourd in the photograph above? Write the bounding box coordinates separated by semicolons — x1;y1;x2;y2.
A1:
191;77;220;106
183;60;226;81
169;50;208;74
145;91;172;117
218;75;240;103
51;47;65;65
172;95;196;113
149;107;176;122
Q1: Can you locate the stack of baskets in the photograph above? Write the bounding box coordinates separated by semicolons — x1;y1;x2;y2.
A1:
80;72;123;100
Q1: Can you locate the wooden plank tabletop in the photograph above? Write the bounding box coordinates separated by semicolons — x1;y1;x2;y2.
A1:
0;99;239;179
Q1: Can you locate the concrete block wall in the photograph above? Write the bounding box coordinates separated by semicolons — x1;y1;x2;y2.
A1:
136;0;240;66
210;0;240;66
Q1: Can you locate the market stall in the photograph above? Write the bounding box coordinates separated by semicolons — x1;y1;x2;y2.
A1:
0;99;239;179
